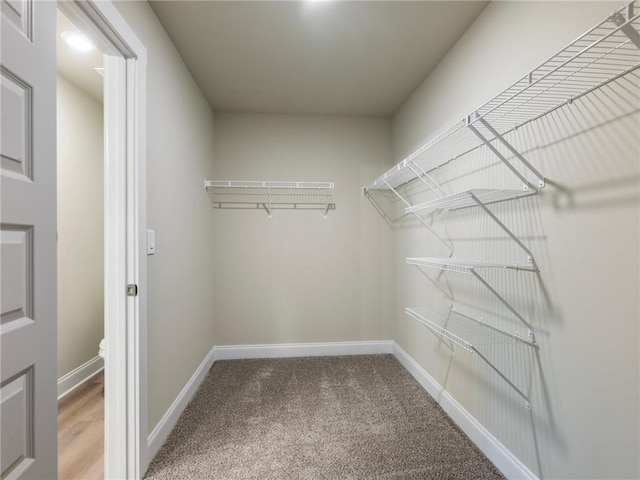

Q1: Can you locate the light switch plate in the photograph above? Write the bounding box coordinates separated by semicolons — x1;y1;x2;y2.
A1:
147;229;155;255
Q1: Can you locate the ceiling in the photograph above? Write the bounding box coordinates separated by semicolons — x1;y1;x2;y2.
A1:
57;9;104;103
150;1;488;117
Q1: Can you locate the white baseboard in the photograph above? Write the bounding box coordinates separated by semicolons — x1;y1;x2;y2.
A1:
147;345;217;462
391;341;538;480
57;355;104;399
212;340;394;361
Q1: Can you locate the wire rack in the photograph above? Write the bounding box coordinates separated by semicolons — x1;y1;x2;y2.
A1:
205;180;335;215
406;189;535;213
406;306;537;407
365;1;640;191
406;257;538;274
405;307;537;352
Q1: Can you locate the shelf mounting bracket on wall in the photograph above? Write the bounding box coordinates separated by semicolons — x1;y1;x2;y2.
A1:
466;114;545;191
466;191;537;266
406;189;539;267
383;179;455;254
405;160;447;197
612;2;640;48
262;202;272;218
406;257;538;344
405;306;537;409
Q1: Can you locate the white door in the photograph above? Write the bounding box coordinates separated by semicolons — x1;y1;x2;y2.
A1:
1;1;58;478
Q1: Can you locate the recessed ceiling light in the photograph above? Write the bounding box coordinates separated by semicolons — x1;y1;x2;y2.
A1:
61;31;94;52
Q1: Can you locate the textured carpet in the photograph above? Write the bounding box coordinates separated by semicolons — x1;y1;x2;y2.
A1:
145;355;504;480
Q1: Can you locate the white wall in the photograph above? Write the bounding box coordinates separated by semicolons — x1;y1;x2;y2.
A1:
57;74;104;379
389;2;639;479
211;114;394;345
113;1;217;433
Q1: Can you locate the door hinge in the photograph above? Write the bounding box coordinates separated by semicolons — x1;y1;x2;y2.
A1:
127;284;138;297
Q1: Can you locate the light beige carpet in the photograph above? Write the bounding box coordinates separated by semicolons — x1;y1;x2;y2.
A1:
145;355;504;479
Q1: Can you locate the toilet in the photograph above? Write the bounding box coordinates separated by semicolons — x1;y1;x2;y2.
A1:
98;338;106;360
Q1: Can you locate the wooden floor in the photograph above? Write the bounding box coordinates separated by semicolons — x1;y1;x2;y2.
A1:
58;371;104;480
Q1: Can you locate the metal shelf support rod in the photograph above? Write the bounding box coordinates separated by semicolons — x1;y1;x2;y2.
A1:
612;2;640;49
413;265;456;303
383;180;455;253
472;346;532;409
470;270;536;342
477;118;546;188
407;309;533;408
261;203;272;217
466;122;537;191
469;192;538;266
406;160;448;197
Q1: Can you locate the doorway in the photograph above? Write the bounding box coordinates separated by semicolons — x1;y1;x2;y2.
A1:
55;1;149;478
55;7;105;479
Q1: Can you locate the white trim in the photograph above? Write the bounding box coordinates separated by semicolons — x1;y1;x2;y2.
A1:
147;346;216;462
103;52;129;480
391;342;538;480
212;340;394;361
91;4;148;479
57;356;104;400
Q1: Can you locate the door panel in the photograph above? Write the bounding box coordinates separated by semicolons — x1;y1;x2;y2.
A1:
0;0;32;41
0;1;57;478
0;369;34;477
0;68;32;180
0;227;32;326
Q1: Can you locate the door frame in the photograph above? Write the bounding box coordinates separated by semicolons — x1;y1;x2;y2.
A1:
56;1;148;478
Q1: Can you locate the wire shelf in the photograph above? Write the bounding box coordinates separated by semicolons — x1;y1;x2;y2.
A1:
406;189;535;214
205;180;335;215
405;306;538;352
406;306;537;406
406;257;538;274
365;2;640;191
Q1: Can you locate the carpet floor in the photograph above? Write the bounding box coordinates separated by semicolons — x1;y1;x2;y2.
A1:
145;355;504;480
